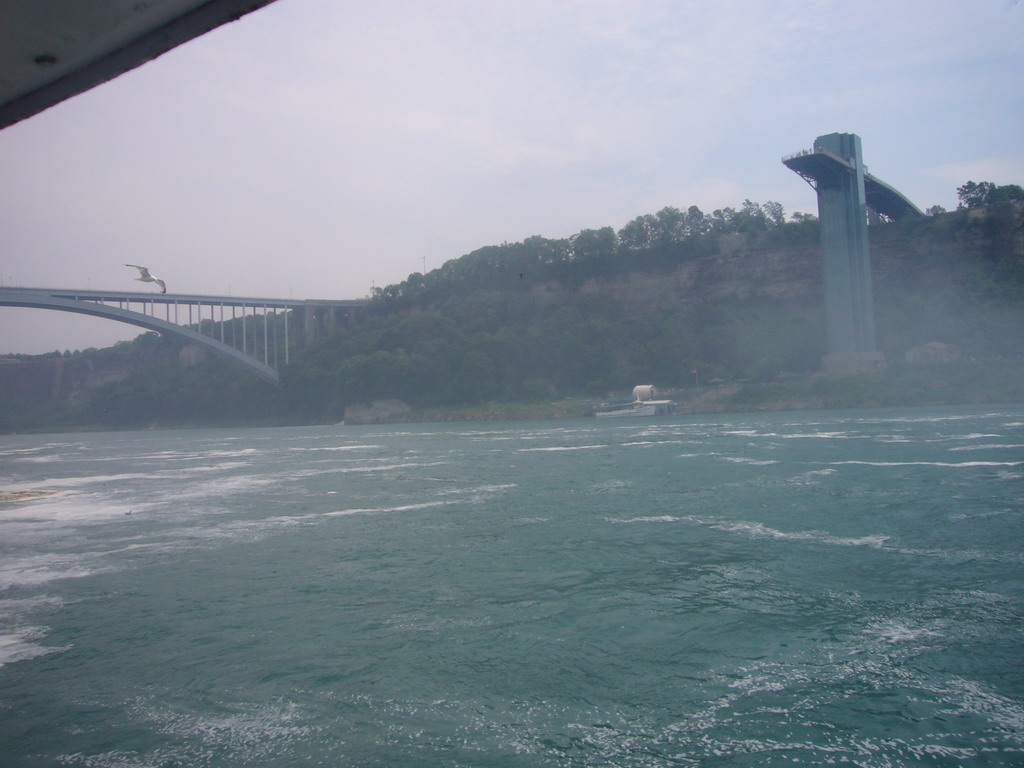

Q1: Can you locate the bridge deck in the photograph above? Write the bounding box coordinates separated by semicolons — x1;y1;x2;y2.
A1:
2;287;368;309
1;287;370;386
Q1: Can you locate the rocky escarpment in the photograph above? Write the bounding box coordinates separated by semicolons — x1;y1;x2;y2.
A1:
575;237;821;310
564;205;1023;364
0;342;207;406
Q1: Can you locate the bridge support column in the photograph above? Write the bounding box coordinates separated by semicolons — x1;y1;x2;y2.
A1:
785;133;885;374
302;302;345;344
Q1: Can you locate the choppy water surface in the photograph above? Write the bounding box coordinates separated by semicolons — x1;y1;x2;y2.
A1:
1;406;1023;766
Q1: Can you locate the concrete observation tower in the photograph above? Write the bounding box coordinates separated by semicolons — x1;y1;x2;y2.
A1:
783;133;922;374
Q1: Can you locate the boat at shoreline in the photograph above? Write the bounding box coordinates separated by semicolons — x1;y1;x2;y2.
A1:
594;385;676;418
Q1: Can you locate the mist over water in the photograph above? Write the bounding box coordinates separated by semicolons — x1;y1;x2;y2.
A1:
1;406;1023;766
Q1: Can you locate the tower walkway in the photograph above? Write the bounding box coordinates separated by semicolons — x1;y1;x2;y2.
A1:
0;287;368;385
783;146;923;221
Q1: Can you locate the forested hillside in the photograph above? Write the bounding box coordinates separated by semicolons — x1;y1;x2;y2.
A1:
3;189;1023;431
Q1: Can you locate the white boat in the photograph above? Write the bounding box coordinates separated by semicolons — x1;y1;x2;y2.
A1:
594;385;676;418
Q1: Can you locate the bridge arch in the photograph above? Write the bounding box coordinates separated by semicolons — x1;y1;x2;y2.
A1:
0;291;280;385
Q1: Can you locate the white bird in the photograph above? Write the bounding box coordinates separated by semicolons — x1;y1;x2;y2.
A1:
125;264;166;294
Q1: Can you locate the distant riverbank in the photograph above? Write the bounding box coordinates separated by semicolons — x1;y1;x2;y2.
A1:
343;360;1024;425
5;361;1022;432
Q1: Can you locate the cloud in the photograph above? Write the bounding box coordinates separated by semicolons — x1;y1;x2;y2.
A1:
927;159;1024;188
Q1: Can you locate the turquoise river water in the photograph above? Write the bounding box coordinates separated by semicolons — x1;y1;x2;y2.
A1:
1;406;1023;766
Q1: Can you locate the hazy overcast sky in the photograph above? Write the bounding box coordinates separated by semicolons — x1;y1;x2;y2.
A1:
2;0;1022;353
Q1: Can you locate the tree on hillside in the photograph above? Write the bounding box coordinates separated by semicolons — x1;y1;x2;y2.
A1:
569;227;617;266
618;213;658;251
956;181;1024;209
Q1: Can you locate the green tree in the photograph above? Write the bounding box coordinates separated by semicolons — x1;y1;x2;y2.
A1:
957;180;1024;209
618;214;657;251
447;350;499;404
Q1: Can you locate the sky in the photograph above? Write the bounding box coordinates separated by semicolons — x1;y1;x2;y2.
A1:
1;0;1022;354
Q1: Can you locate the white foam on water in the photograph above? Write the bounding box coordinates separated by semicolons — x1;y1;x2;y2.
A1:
12;454;67;463
0;490;158;527
447;427;522;438
907;744;983;760
948;443;1024;452
111;482;510;549
288;444;382;452
25;473;153;488
451;483;518;497
832;459;1023;468
591;479;634;493
205;447;263;457
126;449;204;460
606;515;682;524
887;541;1024;565
0;552;103;590
5;464;253;494
517;444;609;452
510;516;550;525
472;482;518;493
708;520;891;548
0;594;64;615
158;699;318;746
658;631;1003;763
161;511;323;543
132;448;262;461
0;446;62;458
0;625;69;666
334;460;445;473
866;413;1001;425
926;677;1024;734
326;500;452;517
785;468;839;485
721;456;780;465
950;508;1016;521
864;620;944;644
159;473;283;501
173;461;253;474
613;514;895;551
54;697;323;767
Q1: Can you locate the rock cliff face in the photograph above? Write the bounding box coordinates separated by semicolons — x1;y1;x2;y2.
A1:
0;343;207;405
577;239;822;310
0;356;131;405
576;205;1023;347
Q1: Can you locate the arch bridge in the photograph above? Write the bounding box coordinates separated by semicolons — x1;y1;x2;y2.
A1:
0;287;368;385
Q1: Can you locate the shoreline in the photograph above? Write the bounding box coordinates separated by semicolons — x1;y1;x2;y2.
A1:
3;361;1022;433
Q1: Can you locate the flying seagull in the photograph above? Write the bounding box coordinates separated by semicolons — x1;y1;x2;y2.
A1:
125;264;166;293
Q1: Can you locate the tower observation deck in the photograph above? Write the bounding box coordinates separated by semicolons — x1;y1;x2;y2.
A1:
783;133;922;374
